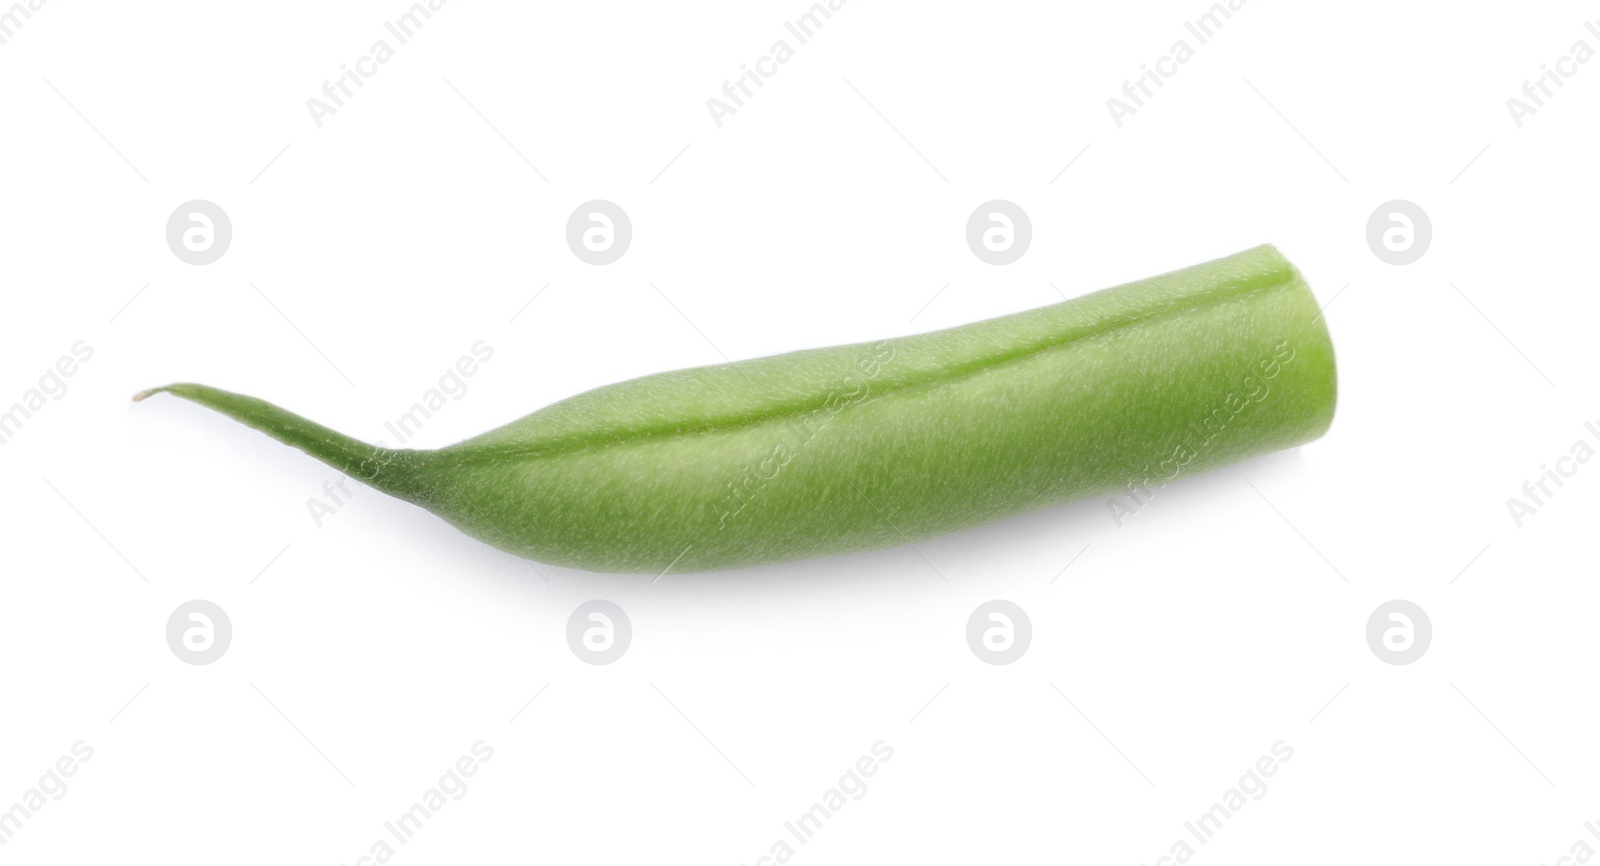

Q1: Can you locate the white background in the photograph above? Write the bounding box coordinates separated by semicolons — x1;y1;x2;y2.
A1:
2;0;1597;862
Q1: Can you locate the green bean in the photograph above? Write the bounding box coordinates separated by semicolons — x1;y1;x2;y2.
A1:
137;244;1336;573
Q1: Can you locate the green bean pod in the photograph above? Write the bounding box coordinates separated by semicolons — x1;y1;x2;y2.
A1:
139;244;1336;573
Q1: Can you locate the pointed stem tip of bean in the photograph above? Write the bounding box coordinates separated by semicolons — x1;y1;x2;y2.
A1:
132;386;170;403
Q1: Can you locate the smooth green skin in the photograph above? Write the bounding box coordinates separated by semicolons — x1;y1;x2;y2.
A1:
139;245;1336;573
